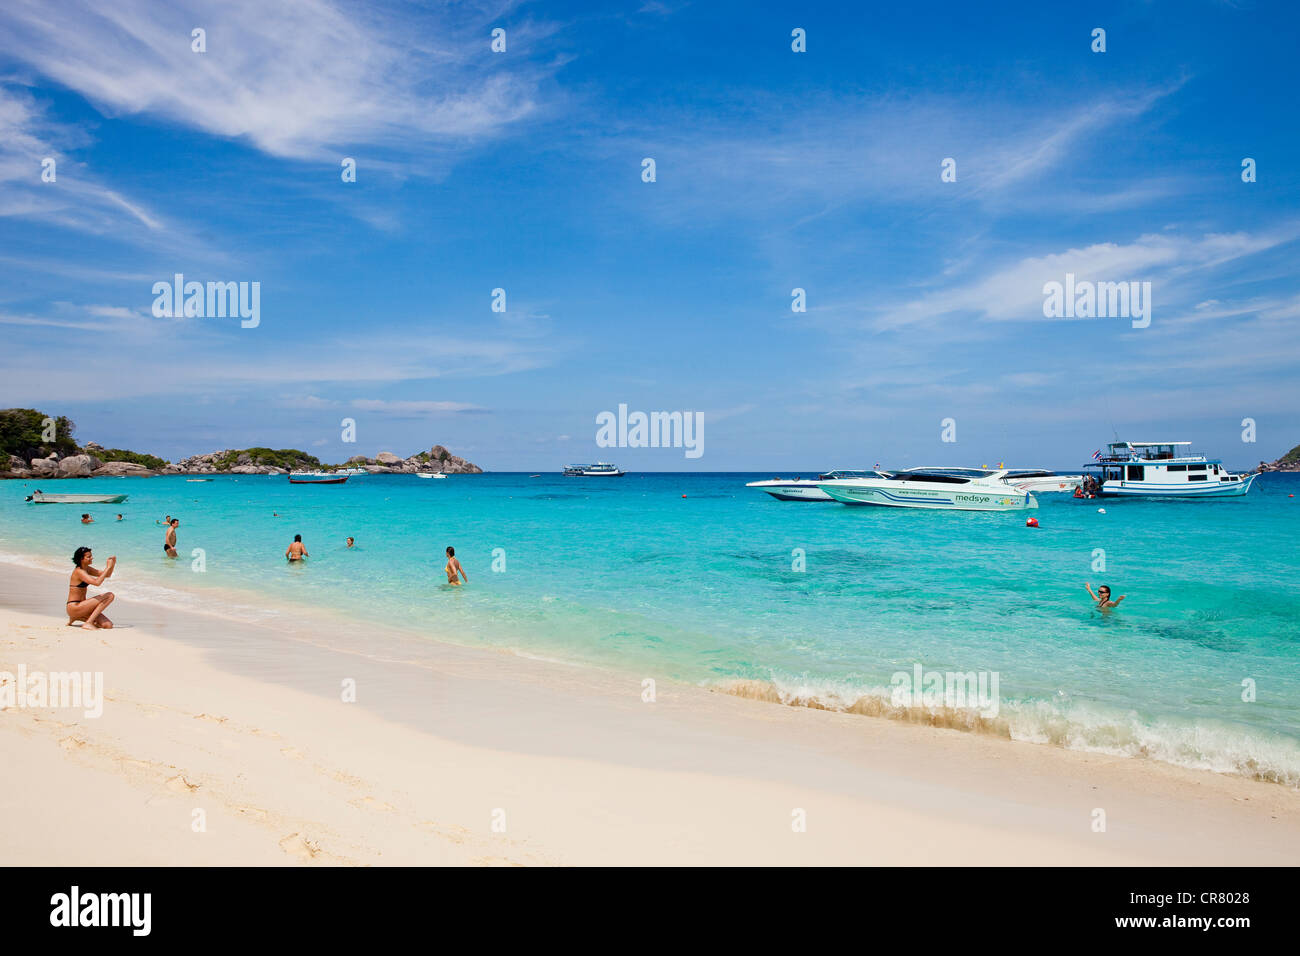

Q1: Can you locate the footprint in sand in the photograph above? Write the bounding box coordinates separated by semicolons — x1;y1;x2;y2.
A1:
331;770;366;788
349;796;394;812
418;821;469;844
280;747;304;760
58;736;86;751
234;806;270;821
278;833;321;860
193;713;228;724
165;774;200;793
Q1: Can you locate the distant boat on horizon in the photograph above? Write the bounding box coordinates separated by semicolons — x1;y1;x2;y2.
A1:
563;462;625;477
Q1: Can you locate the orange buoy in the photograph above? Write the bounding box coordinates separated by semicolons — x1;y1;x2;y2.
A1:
1026;517;1039;527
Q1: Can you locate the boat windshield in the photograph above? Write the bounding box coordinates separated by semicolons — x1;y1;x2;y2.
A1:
892;466;995;481
887;469;976;484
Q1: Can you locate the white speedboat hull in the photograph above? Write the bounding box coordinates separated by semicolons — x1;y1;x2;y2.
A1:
1006;475;1082;493
744;480;833;501
819;479;1037;511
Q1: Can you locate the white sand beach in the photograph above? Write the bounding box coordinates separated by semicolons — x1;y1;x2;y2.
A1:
2;561;1297;866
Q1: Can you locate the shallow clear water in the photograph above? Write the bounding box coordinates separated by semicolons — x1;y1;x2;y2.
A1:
4;471;1299;783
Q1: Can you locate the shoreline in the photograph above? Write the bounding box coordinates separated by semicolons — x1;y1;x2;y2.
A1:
2;561;1298;865
5;533;1298;790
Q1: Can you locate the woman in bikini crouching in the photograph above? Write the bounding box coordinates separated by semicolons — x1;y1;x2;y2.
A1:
67;546;117;629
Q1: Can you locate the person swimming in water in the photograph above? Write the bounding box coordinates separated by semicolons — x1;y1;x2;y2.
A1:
81;513;93;524
346;537;355;549
66;546;116;629
1085;582;1126;610
286;534;308;561
444;546;467;585
163;518;179;557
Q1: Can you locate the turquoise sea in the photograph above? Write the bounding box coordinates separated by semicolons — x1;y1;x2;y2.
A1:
3;471;1299;784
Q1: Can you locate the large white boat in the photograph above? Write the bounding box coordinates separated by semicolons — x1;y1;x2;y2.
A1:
1081;442;1257;498
746;470;877;501
563;463;625;477
1001;469;1082;493
335;467;367;477
818;467;1039;511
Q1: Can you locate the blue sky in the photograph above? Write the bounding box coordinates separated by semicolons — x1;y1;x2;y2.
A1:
1;0;1297;470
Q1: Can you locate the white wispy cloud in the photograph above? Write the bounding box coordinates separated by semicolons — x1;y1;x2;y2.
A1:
591;85;1186;227
351;399;487;415
867;227;1300;329
0;0;557;161
0;86;168;237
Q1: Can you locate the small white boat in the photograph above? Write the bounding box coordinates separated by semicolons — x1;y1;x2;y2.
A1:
1081;442;1256;498
1001;469;1082;493
186;478;214;482
335;467;367;477
746;470;877;501
28;492;129;504
819;467;1038;511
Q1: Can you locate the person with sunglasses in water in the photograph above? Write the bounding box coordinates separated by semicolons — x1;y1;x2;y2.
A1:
1085;582;1126;611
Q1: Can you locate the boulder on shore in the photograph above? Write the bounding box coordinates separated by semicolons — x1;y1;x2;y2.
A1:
30;457;60;477
57;454;101;478
92;461;155;477
375;451;403;465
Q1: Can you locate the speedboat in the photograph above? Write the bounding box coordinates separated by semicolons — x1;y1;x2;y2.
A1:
819;467;1038;511
1081;442;1256;498
287;472;349;485
416;472;449;479
746;470;877;501
27;492;129;504
563;462;625;477
1001;469;1082;493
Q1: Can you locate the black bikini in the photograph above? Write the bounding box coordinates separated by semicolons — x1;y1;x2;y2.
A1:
67;579;88;603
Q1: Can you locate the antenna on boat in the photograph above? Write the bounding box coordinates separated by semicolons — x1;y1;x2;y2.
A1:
1100;392;1120;443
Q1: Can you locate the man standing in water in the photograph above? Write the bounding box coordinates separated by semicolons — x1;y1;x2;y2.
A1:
164;518;179;557
286;534;308;562
1085;582;1126;610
